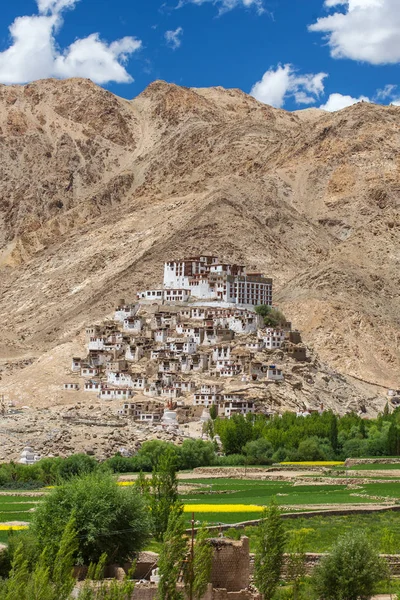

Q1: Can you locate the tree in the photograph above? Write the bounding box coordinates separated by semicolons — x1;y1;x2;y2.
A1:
255;305;287;328
57;454;98;480
150;449;179;541
32;472;150;565
243;438;273;465
209;405;218;421
0;518;77;600
185;525;213;600
157;504;188;600
286;529;309;600
329;414;339;454
254;501;286;600
313;531;388;600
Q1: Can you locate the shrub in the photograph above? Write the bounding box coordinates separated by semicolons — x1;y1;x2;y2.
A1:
32;472;150;564
313;530;388;600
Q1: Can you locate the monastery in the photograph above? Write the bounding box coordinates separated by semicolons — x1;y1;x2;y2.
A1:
64;257;307;426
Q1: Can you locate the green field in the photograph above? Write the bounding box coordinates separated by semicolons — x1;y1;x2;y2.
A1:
349;463;400;471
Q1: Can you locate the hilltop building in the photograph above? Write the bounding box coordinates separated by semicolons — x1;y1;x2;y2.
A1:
138;255;272;308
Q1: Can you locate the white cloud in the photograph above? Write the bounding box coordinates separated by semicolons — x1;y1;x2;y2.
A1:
309;0;400;64
177;0;265;15
165;27;183;49
319;92;370;111
375;84;397;100
391;99;400;106
250;64;328;108
0;0;141;85
37;0;79;14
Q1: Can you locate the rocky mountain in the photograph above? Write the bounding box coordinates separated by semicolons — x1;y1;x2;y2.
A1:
0;77;399;407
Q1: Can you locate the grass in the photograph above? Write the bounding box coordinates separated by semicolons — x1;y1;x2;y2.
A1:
349;463;400;470
240;511;400;553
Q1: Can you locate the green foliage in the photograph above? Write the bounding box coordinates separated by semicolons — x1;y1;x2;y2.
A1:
209;405;218;420
254;501;286;600
0;518;77;600
178;439;217;470
32;472;150;565
184;525;213;600
312;530;388;600
150;449;179;541
286;529;309;600
157;504;188;600
243;438;273;465
255;305;287;328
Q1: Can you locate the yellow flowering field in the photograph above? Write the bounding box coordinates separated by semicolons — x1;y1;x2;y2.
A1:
183;504;263;513
0;525;29;530
280;461;345;467
117;481;134;486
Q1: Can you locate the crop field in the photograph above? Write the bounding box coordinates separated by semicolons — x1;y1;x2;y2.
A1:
0;496;39;543
179;478;400;524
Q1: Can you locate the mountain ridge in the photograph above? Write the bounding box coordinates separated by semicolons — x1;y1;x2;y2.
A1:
0;77;399;403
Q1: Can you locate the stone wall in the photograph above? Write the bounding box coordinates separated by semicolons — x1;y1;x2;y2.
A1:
209;537;250;592
345;458;400;467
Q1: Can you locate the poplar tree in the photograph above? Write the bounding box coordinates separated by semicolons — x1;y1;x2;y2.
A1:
157;504;188;600
254;501;286;600
150;449;179;541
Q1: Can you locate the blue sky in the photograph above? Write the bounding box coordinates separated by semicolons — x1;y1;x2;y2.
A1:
0;0;399;111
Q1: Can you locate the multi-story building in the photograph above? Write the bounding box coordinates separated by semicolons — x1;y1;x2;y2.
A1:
162;256;272;307
137;256;272;308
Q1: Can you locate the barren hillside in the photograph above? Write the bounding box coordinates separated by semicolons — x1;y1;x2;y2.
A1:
0;78;399;402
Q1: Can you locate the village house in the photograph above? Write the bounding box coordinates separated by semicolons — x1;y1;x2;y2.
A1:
122;400;164;423
107;372;147;389
105;359;128;374
99;386;134;401
125;344;144;362
84;380;101;393
80;365;99;378
123;316;143;334
71;357;82;372
222;397;255;418
153;328;170;343
114;300;139;323
266;365;284;381
180;353;209;373
88;336;107;351
176;324;205;344
219;363;243;377
167;339;198;355
63;383;79;391
193;384;223;407
259;328;286;350
283;343;307;362
88;350;107;367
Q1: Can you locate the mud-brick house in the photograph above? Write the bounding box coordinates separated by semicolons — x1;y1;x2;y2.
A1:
175;324;205;344
158;358;181;374
266;365;284;381
125;343;145;363
114;300;138;323
71;357;82;372
63;383;79;391
107;372;147;389
283;342;307;362
193;386;222;407
259;328;286;350
122;399;164;423
84;380;101;393
222;395;255;418
80;365;100;378
88;336;107;351
168;339;198;355
219;363;243;377
123;316;143;334
99;386;134;401
106;359;128;374
88;350;107;367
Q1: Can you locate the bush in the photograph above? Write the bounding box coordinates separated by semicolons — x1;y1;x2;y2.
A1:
313;530;388;600
178;439;217;470
32;472;150;565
